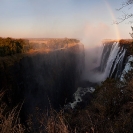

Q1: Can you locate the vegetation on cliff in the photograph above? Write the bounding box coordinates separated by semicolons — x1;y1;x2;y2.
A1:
0;37;80;57
1;76;133;133
0;37;30;56
119;39;133;55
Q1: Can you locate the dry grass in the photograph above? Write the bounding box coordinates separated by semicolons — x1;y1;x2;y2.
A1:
0;91;25;133
27;109;70;133
1;78;133;133
45;110;69;133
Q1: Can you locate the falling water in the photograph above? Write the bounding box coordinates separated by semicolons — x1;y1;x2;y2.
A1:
110;48;126;78
70;41;127;109
100;41;127;80
83;41;126;83
103;42;120;78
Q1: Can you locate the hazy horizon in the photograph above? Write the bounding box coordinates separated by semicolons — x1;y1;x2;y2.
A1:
0;0;132;47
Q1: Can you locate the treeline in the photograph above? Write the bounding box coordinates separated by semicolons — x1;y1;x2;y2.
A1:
0;37;30;56
30;38;80;50
0;37;80;56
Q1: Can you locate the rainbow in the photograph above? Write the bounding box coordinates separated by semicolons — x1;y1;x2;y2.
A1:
103;0;121;40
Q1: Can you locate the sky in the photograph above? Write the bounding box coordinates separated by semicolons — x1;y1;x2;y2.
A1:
0;0;132;43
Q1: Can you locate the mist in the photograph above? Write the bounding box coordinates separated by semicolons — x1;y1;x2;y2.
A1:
81;22;116;83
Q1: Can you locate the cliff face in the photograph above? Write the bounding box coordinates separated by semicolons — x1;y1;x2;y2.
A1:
0;44;84;120
1;39;133;132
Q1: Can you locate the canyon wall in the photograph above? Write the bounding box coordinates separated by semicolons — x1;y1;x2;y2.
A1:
0;44;84;121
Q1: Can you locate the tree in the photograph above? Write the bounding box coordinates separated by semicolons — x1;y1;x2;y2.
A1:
114;0;133;38
115;0;133;24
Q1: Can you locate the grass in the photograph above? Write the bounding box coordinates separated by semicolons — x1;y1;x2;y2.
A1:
0;89;70;133
0;90;25;133
26;108;70;133
1;77;133;133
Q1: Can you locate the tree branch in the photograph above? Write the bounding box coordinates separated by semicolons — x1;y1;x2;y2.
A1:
117;0;133;10
114;13;133;24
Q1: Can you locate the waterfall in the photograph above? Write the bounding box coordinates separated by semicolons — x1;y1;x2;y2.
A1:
94;40;133;84
97;41;126;80
82;41;127;83
99;43;113;72
110;48;126;78
70;41;128;109
110;47;124;77
103;42;120;78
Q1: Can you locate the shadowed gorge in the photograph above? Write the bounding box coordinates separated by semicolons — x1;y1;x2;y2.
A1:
0;41;84;122
1;37;133;133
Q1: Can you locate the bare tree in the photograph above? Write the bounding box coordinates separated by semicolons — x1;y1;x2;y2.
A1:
114;0;133;24
114;0;133;38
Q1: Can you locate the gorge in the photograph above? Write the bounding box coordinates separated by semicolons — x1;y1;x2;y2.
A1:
68;39;133;109
0;38;133;132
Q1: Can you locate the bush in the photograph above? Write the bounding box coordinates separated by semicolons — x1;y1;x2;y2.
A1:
0;90;25;133
0;37;30;56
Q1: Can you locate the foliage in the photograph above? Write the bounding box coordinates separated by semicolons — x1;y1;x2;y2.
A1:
1;77;130;133
27;109;70;133
0;91;25;133
0;37;80;56
63;78;133;133
119;39;133;54
1;74;133;133
0;37;30;56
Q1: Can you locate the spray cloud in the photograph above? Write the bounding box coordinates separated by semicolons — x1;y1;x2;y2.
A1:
81;22;115;83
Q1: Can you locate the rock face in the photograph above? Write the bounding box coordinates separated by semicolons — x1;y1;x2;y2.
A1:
0;44;84;120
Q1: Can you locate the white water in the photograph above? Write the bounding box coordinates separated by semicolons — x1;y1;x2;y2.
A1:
69;41;128;109
104;42;120;77
82;41;126;83
114;49;126;78
67;87;95;109
120;55;133;83
110;47;124;77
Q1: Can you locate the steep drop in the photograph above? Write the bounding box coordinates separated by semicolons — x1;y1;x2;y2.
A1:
0;44;84;121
